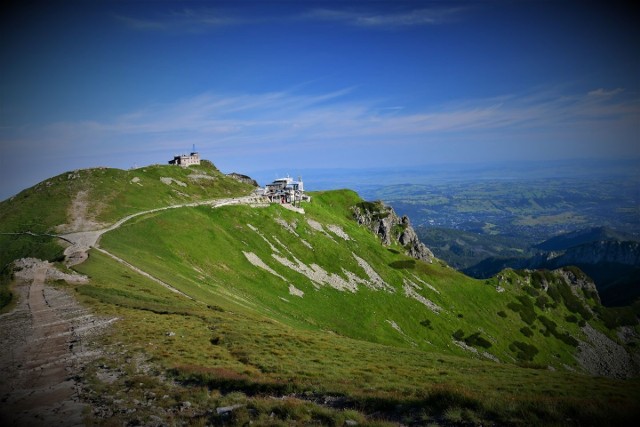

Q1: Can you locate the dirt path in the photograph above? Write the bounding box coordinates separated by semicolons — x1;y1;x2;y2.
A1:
56;190;107;234
61;195;266;266
0;260;114;426
0;195;267;424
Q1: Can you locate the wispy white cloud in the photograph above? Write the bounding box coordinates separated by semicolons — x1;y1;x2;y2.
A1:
114;15;170;31
40;85;639;161
2;85;637;200
588;88;624;97
303;7;467;28
114;8;244;32
115;5;467;33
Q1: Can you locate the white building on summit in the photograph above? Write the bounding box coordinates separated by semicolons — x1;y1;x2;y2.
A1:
168;152;200;167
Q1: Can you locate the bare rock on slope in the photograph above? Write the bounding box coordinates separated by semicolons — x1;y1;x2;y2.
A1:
576;323;638;378
352;200;434;263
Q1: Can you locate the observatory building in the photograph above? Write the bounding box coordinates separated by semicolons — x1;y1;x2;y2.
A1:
169;151;200;167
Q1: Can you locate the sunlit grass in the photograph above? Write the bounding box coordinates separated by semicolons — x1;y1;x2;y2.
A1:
5;160;639;424
0;160;253;234
72;195;640;425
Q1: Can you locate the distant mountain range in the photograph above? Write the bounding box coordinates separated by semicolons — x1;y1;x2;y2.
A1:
461;227;640;306
533;227;636;251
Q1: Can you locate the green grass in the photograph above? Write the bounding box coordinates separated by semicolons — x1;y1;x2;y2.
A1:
4;172;639;425
0;160;253;234
95;190;635;369
0;234;64;267
72;246;640;426
0;268;15;313
68;189;640;424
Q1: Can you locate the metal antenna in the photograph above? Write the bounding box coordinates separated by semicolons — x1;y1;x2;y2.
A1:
192;143;196;153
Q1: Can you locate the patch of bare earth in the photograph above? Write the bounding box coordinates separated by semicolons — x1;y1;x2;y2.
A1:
0;259;113;426
56;190;107;234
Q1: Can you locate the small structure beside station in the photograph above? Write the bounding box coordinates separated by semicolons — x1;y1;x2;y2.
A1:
263;176;311;206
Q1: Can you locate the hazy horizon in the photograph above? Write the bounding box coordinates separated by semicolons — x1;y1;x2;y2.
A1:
2;156;639;202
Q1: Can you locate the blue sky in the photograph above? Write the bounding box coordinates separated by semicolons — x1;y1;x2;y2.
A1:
1;0;638;199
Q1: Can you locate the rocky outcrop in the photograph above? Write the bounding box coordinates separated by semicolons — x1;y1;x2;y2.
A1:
227;173;259;187
352;201;434;263
557;267;601;305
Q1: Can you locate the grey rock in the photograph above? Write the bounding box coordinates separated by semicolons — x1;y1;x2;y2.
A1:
557;268;601;305
576;323;638;378
353;201;434;263
216;404;245;415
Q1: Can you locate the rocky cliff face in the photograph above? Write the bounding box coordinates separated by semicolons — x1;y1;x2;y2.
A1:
557;267;601;305
352;201;434;263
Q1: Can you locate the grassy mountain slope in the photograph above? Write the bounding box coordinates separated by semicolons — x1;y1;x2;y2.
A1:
0;160;253;234
0;161;252;271
0;161;253;313
78;189;639;424
72;249;640;425
70;249;639;425
2;165;640;425
96;190;616;367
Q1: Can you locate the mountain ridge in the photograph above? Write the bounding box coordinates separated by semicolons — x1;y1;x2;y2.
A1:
1;161;640;425
464;229;640;306
534;226;637;251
